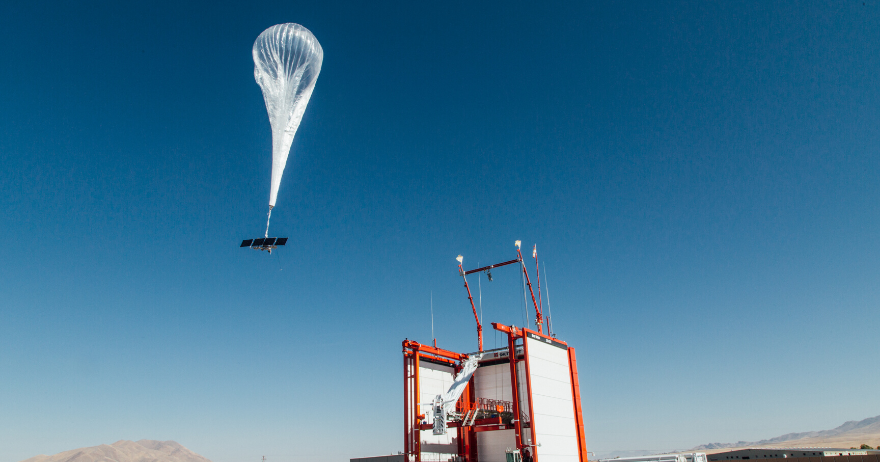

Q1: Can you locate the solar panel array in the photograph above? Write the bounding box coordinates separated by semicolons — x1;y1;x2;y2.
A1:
240;238;288;248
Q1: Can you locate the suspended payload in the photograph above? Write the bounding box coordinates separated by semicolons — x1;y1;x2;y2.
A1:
241;23;323;252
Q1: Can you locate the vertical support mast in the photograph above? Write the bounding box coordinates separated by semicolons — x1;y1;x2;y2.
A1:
534;244;543;320
508;328;524;451
404;350;409;461
568;347;589;462
458;256;483;352
492;322;527;451
515;242;543;334
414;351;421;461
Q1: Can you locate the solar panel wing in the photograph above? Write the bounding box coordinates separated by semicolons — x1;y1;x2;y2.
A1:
241;239;254;247
252;238;265;246
275;238;288;246
263;238;277;246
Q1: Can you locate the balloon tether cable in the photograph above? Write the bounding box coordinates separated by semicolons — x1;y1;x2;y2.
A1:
265;206;273;238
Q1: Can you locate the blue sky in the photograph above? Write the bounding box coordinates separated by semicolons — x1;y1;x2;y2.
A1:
1;1;879;461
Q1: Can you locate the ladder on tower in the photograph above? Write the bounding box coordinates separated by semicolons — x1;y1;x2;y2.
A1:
467;409;479;426
461;408;479;427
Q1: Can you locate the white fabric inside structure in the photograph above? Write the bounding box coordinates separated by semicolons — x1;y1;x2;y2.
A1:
440;353;483;414
474;361;518;462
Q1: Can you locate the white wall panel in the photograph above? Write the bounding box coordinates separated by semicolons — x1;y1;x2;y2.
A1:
418;361;458;460
419;361;454;402
474;363;512;401
477;429;517;462
517;361;531;427
525;336;579;462
473;361;530;420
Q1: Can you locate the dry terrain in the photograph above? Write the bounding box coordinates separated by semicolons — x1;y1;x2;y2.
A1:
693;415;880;454
596;415;880;460
18;415;880;462
19;440;212;462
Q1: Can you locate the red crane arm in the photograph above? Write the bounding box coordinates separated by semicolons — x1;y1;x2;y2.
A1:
516;248;543;334
459;263;483;352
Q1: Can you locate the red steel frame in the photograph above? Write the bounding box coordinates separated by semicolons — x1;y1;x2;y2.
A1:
491;322;589;462
568;347;589;462
403;339;468;462
403;242;586;462
520;327;539;461
403;331;588;462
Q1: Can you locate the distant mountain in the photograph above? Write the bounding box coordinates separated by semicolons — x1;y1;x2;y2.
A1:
691;415;880;451
596;415;880;460
19;440;212;462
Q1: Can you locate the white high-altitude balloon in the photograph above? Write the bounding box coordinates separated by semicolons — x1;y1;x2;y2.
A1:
253;23;323;209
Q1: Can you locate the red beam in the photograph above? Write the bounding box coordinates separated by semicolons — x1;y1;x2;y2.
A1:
506;327;524;450
471;416;503;426
491;322;523;338
417;421;514;432
404;352;409;460
415;352;420;461
521;329;539;461
473;424;514;433
403;340;467;362
417;416;506;431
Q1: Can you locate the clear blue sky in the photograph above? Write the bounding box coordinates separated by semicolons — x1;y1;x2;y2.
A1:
1;1;879;461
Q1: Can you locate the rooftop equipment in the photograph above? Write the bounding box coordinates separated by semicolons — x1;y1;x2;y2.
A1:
598;454;707;462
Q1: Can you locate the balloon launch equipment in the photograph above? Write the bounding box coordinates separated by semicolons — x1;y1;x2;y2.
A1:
241;23;323;249
401;241;588;462
240;237;288;253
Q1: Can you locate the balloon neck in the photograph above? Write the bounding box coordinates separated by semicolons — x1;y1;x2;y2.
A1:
265;207;273;239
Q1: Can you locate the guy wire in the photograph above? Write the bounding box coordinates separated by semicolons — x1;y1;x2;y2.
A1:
544;264;553;335
265;207;273;238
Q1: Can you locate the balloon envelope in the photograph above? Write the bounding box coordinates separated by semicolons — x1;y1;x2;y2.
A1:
253;23;323;208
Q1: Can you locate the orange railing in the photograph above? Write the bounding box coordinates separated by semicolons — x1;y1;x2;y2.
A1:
458;398;514;414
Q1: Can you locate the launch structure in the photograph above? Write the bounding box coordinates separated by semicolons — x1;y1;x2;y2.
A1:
402;241;588;462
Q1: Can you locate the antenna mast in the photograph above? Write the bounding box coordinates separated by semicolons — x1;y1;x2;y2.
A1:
544;264;554;336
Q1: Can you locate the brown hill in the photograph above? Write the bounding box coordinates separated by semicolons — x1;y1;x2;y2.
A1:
18;439;212;462
693;415;880;453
